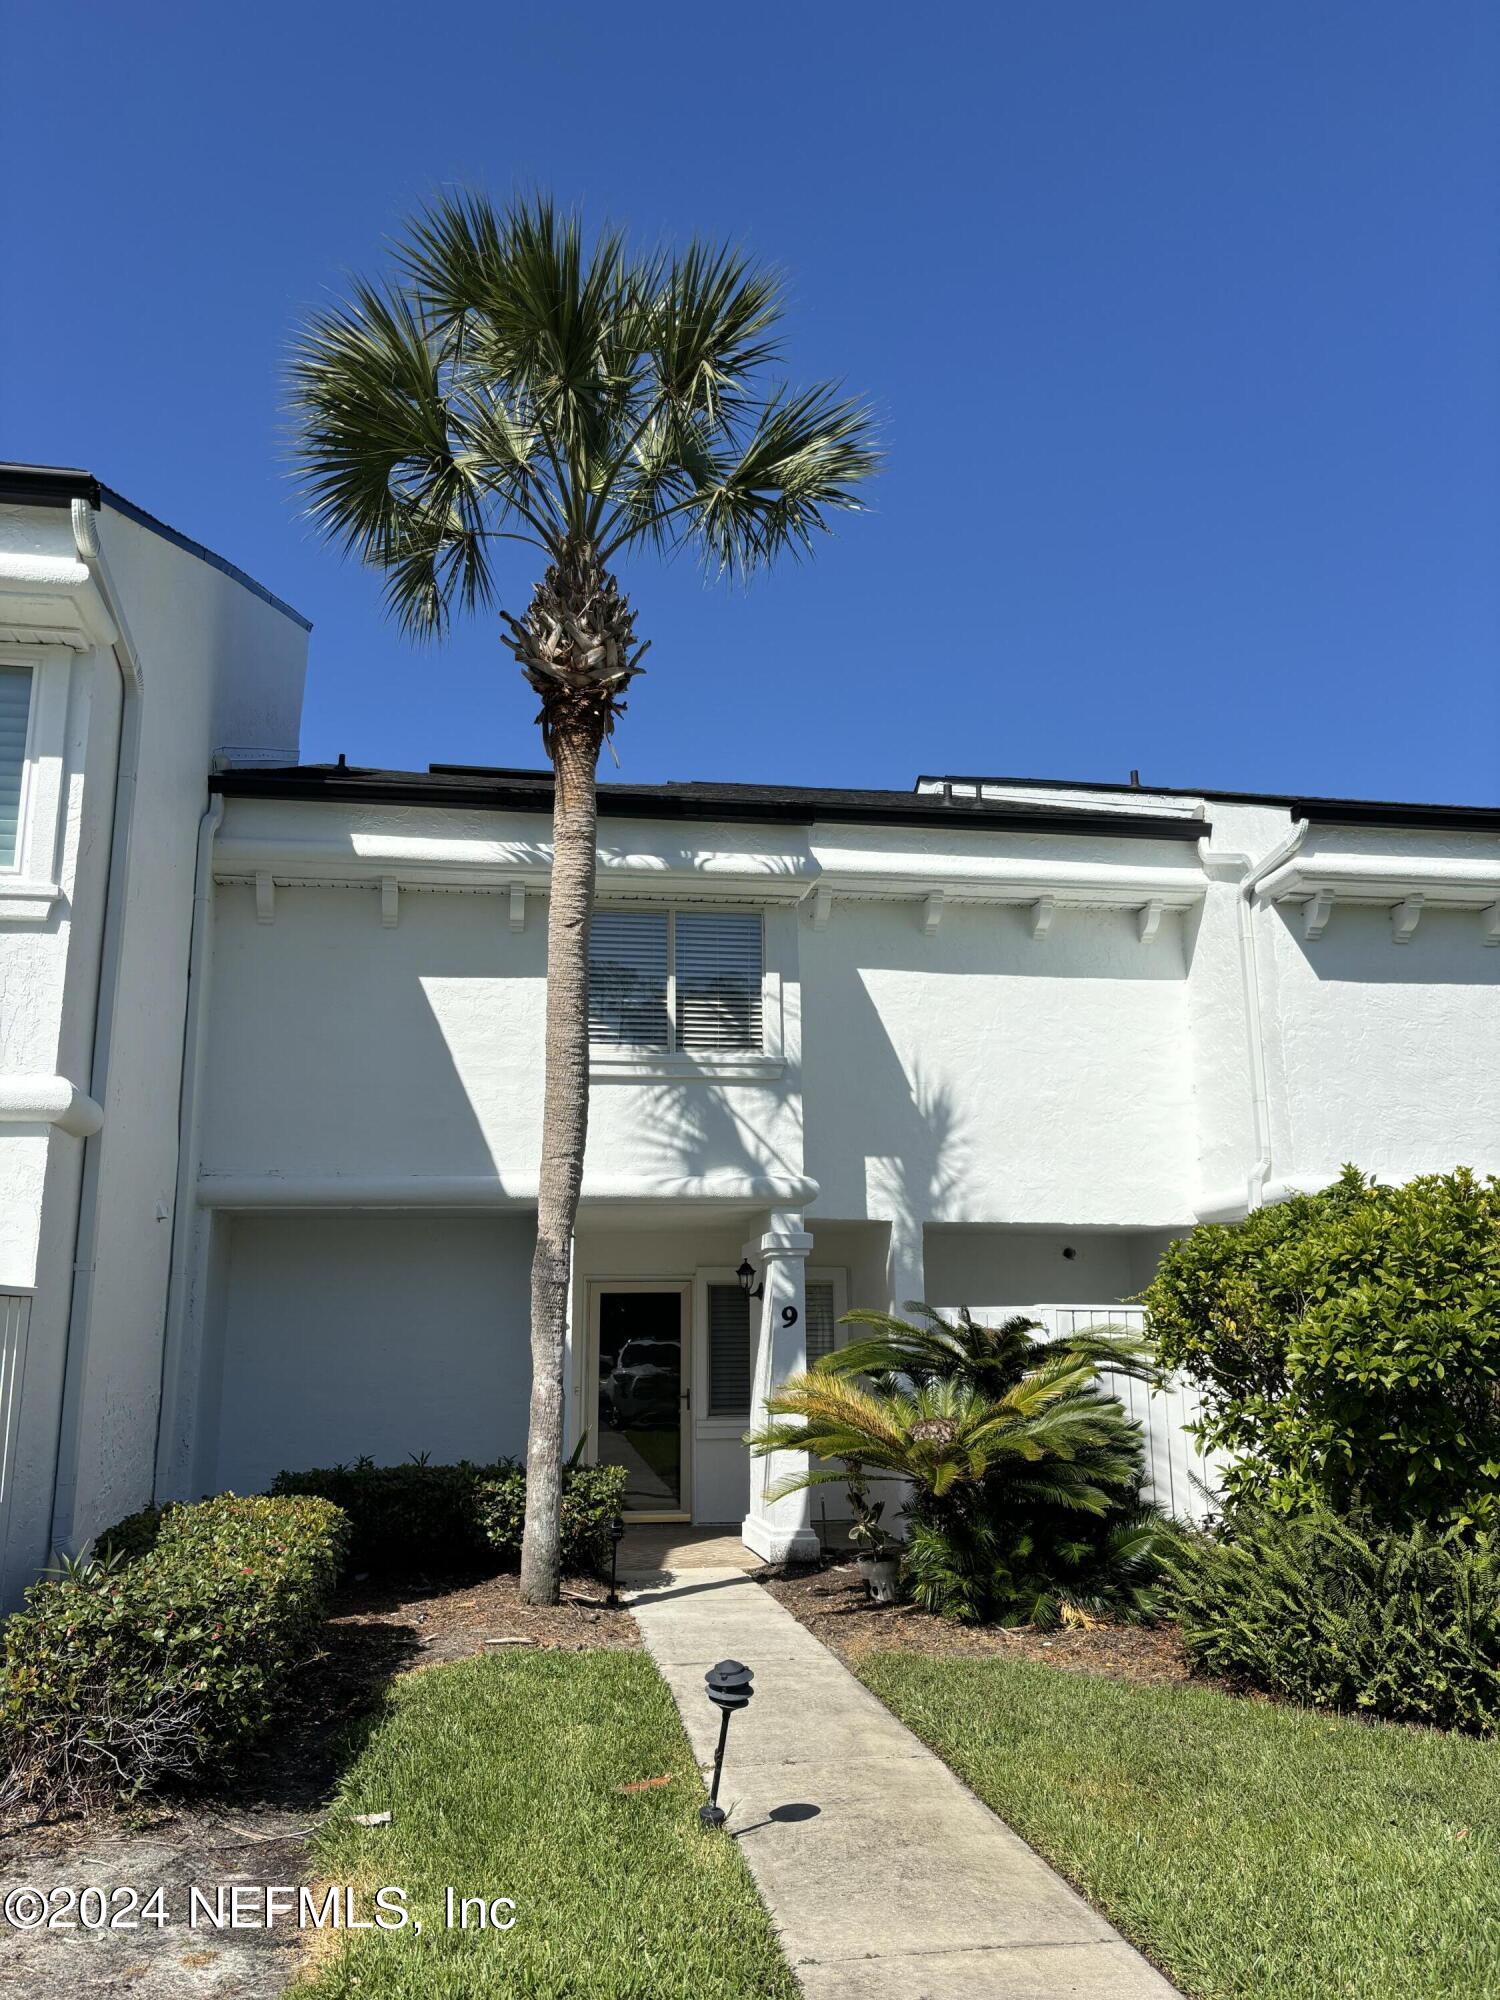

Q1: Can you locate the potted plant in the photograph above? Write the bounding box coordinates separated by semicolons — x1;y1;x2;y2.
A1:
846;1465;900;1603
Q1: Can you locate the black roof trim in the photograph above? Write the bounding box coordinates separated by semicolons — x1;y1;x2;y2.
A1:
922;773;1500;832
212;763;1210;840
0;463;312;631
0;464;103;509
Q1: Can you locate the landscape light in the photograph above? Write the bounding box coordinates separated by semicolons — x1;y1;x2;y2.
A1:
700;1658;755;1829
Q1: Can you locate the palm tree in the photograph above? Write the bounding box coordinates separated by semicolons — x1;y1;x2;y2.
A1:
291;192;876;1602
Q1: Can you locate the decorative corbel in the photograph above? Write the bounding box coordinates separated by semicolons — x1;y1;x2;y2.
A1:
1030;896;1055;942
1137;899;1164;945
1303;890;1333;941
809;885;832;932
381;875;400;929
1483;901;1500;948
509;881;527;934
921;890;944;937
1390;894;1423;945
255;872;275;925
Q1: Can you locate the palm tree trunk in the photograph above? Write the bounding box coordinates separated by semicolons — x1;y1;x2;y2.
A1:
518;710;603;1604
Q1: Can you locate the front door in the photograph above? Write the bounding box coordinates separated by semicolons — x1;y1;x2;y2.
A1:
591;1284;690;1519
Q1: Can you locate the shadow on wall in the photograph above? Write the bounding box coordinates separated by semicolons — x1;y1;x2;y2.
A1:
1273;901;1500;986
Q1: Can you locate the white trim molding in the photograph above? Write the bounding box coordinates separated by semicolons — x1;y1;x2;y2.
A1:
197;1170;820;1210
1260;852;1500;944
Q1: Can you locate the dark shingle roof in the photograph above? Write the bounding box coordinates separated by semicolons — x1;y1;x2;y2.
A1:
213;761;1210;839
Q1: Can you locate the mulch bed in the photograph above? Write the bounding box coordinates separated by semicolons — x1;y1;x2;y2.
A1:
759;1558;1193;1685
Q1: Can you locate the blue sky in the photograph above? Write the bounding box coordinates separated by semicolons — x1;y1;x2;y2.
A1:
5;2;1496;803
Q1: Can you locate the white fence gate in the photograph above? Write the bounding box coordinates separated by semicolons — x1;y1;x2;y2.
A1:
1031;1305;1222;1523
937;1302;1224;1524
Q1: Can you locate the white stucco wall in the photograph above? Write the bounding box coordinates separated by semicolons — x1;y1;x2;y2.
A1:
206;1213;534;1494
800;896;1196;1228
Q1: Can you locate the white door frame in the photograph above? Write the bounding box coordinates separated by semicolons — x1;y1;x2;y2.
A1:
583;1278;693;1523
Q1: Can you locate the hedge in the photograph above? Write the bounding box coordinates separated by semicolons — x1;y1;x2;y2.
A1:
269;1456;628;1581
2;1493;346;1809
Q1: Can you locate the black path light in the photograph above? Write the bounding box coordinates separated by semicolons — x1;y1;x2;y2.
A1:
700;1659;755;1828
606;1513;626;1608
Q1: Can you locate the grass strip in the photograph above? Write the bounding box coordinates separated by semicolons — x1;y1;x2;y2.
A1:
860;1654;1500;2000
302;1649;797;1999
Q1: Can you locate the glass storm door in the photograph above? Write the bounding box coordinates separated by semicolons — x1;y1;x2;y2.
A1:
594;1287;688;1516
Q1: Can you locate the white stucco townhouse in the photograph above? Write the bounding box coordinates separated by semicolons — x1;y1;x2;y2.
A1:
2;464;1498;1606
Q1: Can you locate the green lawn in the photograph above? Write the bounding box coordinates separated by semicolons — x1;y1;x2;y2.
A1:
302;1651;797;1999
860;1655;1500;2000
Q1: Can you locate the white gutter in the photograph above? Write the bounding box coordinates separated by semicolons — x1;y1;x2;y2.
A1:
1202;818;1308;1221
152;796;223;1499
47;499;146;1556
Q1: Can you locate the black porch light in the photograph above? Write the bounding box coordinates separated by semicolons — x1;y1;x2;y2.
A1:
606;1513;626;1608
700;1658;755;1829
735;1258;764;1301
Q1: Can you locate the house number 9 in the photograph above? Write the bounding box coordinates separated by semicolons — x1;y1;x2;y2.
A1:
781;1306;799;1327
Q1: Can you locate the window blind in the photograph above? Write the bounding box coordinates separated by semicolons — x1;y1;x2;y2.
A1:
707;1283;752;1418
806;1282;838;1366
588;910;670;1048
588;908;764;1053
0;667;31;870
675;912;763;1052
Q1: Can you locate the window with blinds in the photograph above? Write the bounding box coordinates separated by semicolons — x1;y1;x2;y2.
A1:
706;1278;840;1422
588;910;670;1048
706;1283;752;1418
588;909;763;1052
805;1281;838;1366
0;667;32;870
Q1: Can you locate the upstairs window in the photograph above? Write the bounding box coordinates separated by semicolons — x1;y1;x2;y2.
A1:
589;909;763;1053
0;667;32;870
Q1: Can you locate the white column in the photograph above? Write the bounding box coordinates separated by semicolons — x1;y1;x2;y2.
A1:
742;1212;820;1564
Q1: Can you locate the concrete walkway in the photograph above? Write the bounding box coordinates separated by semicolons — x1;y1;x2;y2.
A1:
627;1560;1180;2000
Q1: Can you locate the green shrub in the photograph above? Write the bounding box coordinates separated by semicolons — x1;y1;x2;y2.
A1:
96;1503;167;1565
474;1461;626;1578
1141;1166;1500;1530
2;1494;346;1808
271;1456;628;1581
270;1458;494;1574
1163;1502;1500;1733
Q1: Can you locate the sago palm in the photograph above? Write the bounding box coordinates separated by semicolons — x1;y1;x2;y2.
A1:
291;192;876;1602
749;1305;1160;1623
748;1351;1142;1515
832;1302;1160;1395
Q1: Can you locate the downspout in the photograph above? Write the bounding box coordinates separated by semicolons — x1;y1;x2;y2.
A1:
1235;817;1308;1214
47;499;145;1556
153;794;222;1500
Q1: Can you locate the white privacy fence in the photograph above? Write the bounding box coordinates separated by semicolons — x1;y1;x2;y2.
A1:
937;1302;1224;1524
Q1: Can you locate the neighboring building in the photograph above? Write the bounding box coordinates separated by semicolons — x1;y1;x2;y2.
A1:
0;468;309;1607
2;467;1498;1603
